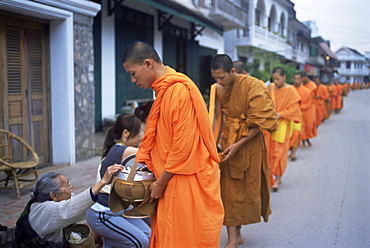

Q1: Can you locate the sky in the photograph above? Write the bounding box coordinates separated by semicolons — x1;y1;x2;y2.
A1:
291;0;370;55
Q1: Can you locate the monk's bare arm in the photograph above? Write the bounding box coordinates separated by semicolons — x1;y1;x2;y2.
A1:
221;127;260;162
149;170;174;202
214;85;224;142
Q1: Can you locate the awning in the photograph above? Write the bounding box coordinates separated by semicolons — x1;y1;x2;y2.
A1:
319;42;337;60
137;0;223;35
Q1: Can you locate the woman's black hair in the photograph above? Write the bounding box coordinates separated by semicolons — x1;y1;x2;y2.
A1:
102;114;141;158
134;100;154;123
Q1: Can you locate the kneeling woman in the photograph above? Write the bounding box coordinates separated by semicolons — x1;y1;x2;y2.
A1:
13;164;123;247
86;114;151;248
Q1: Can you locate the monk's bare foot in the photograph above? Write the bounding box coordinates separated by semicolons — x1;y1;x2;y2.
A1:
271;185;279;192
307;140;312;147
237;237;244;245
224;242;239;248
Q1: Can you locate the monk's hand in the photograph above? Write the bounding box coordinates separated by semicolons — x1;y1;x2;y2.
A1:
149;180;166;203
221;144;238;162
100;164;124;185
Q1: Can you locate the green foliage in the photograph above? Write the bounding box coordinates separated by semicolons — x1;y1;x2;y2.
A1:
247;61;296;83
249;69;271;82
242;47;298;83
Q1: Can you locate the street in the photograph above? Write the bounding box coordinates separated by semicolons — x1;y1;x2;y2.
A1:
219;89;370;247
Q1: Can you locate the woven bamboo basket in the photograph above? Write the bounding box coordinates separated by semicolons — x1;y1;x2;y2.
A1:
65;224;95;248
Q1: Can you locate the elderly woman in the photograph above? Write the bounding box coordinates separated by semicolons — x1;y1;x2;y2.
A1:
12;164;123;248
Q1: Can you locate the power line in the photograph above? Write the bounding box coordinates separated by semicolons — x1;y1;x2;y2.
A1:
297;12;370;35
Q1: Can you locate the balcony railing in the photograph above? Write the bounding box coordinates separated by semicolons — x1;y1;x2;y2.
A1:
204;0;247;31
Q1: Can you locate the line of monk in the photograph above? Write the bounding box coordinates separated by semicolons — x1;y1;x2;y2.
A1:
266;70;353;193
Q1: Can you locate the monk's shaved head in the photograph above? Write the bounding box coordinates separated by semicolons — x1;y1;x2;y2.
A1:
211;54;233;73
233;61;246;74
122;41;161;65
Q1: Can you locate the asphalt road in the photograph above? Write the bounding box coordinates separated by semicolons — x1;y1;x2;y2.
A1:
219;89;370;248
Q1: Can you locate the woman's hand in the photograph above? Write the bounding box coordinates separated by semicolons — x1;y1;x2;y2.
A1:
100;164;124;185
92;164;124;196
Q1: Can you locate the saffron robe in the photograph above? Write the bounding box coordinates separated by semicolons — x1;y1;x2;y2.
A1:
325;85;332;118
270;86;301;177
218;75;277;226
315;84;329;125
295;85;315;140
289;121;301;149
302;81;317;138
330;84;338;110
335;84;343;110
136;67;224;248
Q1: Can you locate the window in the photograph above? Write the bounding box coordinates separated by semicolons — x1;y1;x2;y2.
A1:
346;61;351;69
255;0;264;27
268;5;277;32
279;14;285;36
255;8;261;26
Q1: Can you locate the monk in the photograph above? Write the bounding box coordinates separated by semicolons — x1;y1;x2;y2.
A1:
233;60;274;167
314;77;329;126
289;72;311;161
301;71;317;146
269;68;301;191
334;80;343;113
330;81;338;113
211;55;277;248
122;41;224;248
325;82;333;119
233;60;250;76
342;82;350;96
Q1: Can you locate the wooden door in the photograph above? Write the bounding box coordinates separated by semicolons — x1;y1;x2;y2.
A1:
0;14;49;164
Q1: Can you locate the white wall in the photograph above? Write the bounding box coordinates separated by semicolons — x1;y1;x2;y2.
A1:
101;0;116;121
196;29;225;54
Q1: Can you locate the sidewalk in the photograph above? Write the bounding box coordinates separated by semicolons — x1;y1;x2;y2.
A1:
0;132;106;230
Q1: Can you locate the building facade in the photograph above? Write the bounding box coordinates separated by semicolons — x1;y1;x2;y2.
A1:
0;0;344;167
335;47;369;84
0;0;100;165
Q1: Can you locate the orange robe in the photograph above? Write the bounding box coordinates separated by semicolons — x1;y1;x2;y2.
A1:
315;84;329;125
218;75;277;226
297;85;316;140
269;85;301;177
136;67;224;248
302;81;317;137
293;85;313;143
330;84;338;110
336;84;343;110
326;85;332;118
